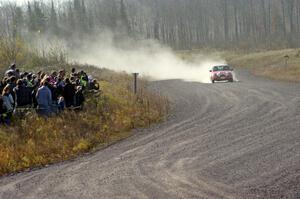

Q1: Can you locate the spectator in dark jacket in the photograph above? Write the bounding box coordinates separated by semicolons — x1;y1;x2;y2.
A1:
55;78;65;97
0;96;8;124
0;78;7;94
89;79;100;90
75;86;85;109
7;76;17;104
15;69;21;79
58;95;65;111
5;63;17;77
32;85;39;108
71;68;76;77
2;85;14;121
63;78;76;108
58;70;66;79
13;80;32;107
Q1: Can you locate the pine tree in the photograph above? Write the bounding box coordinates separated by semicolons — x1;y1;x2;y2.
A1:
120;0;131;36
27;2;36;32
68;4;76;32
49;1;59;36
33;1;46;33
12;6;24;38
80;0;88;32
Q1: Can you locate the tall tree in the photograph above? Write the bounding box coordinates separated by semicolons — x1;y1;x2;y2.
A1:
1;0;300;49
33;2;46;33
120;0;131;36
27;2;36;32
223;0;229;41
49;1;59;36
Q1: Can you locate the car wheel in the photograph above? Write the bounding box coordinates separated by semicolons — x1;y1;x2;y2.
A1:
212;80;215;84
229;78;234;82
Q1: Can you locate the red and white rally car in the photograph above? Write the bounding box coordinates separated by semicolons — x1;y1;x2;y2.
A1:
210;65;234;83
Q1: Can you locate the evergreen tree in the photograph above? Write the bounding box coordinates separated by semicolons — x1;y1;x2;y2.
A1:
12;6;24;38
33;1;46;33
80;0;88;32
67;4;76;38
88;11;95;32
27;2;36;32
49;1;59;36
2;0;300;49
120;0;131;36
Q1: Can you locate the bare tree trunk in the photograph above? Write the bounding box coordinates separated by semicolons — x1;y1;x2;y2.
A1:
281;0;287;37
234;0;239;42
261;0;268;39
223;0;229;41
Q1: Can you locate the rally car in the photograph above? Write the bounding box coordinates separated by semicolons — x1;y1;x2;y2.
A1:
210;65;234;83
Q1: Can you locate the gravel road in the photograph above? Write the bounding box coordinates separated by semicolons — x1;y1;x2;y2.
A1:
0;71;300;199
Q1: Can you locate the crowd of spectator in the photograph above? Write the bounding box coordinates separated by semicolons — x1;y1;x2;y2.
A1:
0;64;100;124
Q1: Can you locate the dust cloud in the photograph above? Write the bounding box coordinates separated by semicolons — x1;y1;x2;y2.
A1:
70;33;226;83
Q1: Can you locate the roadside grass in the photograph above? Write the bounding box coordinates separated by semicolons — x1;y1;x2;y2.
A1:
0;73;168;176
177;48;300;82
225;49;300;82
0;37;169;176
0;37;68;74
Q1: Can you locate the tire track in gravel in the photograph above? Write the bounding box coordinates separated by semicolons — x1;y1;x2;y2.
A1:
0;71;300;199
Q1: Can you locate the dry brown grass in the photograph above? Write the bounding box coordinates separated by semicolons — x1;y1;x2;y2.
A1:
225;49;300;82
0;37;169;176
0;71;168;176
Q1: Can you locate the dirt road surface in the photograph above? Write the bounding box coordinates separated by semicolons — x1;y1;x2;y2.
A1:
1;71;300;199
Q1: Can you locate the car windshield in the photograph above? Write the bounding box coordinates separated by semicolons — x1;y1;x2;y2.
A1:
213;65;231;71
